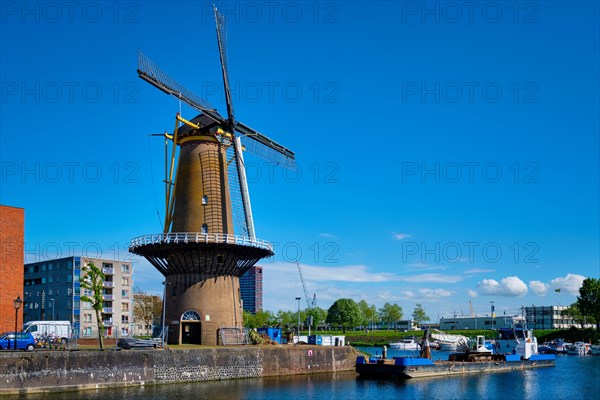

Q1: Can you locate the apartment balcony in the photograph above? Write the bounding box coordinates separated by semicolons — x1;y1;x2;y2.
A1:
103;281;114;288
102;307;113;313
102;267;115;275
103;294;113;301
103;320;114;326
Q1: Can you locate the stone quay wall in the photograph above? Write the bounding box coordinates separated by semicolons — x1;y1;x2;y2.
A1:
0;346;359;395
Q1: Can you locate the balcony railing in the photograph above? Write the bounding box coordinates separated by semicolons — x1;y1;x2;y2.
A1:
103;281;114;288
102;267;115;275
102;307;113;313
103;321;113;326
130;232;273;252
103;294;113;301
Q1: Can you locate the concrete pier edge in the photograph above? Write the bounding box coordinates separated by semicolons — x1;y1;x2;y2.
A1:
0;346;360;396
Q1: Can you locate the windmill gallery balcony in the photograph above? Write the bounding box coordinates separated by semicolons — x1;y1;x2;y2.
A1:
129;232;274;278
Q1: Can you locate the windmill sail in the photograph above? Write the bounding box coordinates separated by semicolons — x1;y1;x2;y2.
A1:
137;51;295;165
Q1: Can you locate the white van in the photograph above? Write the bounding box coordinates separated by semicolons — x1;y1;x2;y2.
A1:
23;321;72;344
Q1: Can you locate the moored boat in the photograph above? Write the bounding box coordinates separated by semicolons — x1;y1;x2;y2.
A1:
389;338;420;350
566;342;591;355
357;329;555;380
430;331;470;352
495;318;538;358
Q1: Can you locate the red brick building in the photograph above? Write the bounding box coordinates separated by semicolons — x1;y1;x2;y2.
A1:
0;205;25;332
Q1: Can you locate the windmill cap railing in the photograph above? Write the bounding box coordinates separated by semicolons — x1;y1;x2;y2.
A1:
130;232;273;251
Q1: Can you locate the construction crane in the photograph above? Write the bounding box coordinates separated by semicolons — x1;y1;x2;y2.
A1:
469;300;475;317
296;262;317;309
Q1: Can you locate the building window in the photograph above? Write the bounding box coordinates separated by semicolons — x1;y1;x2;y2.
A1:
181;311;201;321
122;277;129;286
121;264;130;274
121;315;129;324
122;290;130;298
49;289;53;296
48;263;53;271
201;224;208;234
122;302;129;311
202;195;208;205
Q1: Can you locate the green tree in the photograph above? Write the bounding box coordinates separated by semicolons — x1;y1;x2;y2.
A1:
243;311;256;328
561;303;586;328
306;307;327;331
576;278;600;330
357;300;377;330
133;286;162;336
80;261;106;349
326;298;362;333
275;310;296;327
254;310;274;327
379;302;403;330
244;310;274;329
412;303;430;328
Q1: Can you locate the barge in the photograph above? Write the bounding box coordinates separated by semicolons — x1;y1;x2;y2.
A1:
356;354;555;379
356;329;555;380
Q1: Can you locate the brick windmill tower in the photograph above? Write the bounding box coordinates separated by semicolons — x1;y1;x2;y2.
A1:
130;6;295;346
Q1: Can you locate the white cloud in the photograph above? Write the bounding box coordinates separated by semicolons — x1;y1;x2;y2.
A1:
402;288;454;299
526;273;586;297
393;233;411;240
548;273;586;295
262;262;463;310
319;233;335;238
464;268;495;274
398;273;463;283
467;289;478;298
529;280;549;296
476;276;528;297
408;263;447;271
266;262;462;284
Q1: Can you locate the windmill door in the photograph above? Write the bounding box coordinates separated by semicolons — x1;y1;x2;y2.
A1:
182;322;201;344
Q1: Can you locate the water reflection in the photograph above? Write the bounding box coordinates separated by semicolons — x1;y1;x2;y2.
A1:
16;355;600;400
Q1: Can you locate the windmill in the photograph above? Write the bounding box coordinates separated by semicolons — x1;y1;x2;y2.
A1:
130;5;295;346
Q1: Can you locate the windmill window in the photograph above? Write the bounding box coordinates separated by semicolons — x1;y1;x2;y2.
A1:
201;224;208;234
202;195;208;205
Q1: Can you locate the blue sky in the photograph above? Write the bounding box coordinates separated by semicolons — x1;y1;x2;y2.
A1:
1;1;598;320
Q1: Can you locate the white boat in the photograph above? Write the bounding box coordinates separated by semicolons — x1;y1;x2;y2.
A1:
389;338;420;350
430;331;470;352
590;345;600;355
496;318;538;358
566;342;591;355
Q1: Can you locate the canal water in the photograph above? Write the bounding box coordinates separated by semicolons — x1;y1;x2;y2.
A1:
17;349;600;400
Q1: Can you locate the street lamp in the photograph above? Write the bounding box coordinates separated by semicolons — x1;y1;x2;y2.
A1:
50;298;55;321
295;297;301;338
161;281;170;346
13;295;23;350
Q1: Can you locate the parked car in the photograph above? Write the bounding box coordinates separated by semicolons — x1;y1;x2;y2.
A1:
0;332;36;351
